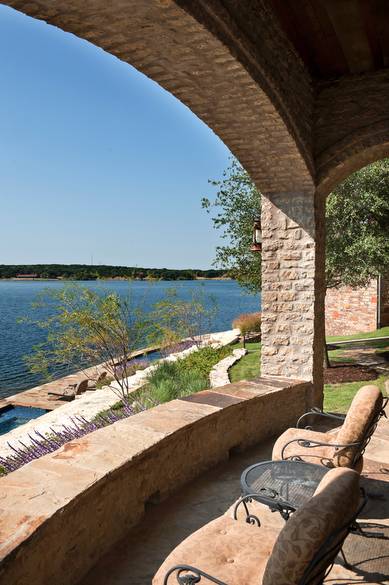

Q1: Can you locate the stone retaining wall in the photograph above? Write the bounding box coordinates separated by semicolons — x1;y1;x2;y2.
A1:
0;378;312;585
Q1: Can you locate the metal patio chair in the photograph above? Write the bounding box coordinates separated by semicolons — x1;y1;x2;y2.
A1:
272;384;387;470
153;467;365;585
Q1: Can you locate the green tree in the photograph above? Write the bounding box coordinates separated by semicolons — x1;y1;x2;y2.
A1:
326;160;389;288
202;158;261;294
149;287;218;349
202;157;389;292
22;284;151;403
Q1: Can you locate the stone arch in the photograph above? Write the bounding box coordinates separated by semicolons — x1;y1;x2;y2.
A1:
4;0;326;393
5;0;314;194
315;70;389;196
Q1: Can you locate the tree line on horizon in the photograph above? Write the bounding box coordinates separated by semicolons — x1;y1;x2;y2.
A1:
0;264;227;281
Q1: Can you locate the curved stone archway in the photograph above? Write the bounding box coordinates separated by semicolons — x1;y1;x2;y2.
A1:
5;0;314;193
315;70;389;196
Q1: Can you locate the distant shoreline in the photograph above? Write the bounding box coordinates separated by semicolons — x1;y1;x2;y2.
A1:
0;276;232;282
0;264;229;282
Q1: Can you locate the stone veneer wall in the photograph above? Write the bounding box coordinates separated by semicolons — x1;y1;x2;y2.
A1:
261;190;325;406
0;378;312;585
325;281;378;337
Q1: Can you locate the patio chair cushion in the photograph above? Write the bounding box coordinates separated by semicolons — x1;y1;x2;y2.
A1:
272;428;336;467
335;385;383;467
262;467;360;585
152;514;280;585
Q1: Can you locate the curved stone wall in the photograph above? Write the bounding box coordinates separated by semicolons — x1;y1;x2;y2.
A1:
0;378;312;585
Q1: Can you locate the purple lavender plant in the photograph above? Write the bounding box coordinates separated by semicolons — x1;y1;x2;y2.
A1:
0;400;151;475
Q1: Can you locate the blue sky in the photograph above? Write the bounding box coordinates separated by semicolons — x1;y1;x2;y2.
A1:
0;6;231;269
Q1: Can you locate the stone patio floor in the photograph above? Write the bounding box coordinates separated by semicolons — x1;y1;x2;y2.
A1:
80;406;389;585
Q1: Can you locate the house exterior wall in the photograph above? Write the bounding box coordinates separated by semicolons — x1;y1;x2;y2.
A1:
325;280;378;336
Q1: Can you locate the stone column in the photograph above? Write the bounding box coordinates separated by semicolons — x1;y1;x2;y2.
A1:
260;189;325;406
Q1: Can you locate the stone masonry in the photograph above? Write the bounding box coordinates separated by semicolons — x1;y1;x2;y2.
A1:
325;276;389;337
261;190;325;405
325;281;378;337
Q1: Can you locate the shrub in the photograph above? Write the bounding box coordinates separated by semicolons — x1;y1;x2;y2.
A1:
145;362;208;403
233;312;261;347
176;345;232;377
144;346;232;404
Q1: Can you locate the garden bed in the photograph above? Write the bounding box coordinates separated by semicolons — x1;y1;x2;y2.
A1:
323;363;378;384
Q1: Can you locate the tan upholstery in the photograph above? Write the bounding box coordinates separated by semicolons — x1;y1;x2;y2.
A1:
273;385;383;469
227;497;285;531
153;468;360;585
152;515;279;585
335;385;383;466
262;467;360;585
272;428;335;467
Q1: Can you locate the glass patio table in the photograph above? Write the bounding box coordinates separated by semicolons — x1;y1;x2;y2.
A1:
239;459;330;521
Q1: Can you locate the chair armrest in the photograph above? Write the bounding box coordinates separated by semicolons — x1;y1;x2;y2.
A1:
281;437;360;461
233;493;263;526
163;565;227;584
296;408;346;429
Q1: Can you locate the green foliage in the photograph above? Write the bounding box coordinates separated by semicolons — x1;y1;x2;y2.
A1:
145;361;208;403
144;345;232;404
22;284;151;401
203;157;389;292
202;157;261;293
324;375;388;413
229;342;261;382
228;340;388;413
149;287;218;348
326;159;389;288
22;284;221;403
177;345;232;377
327;325;389;342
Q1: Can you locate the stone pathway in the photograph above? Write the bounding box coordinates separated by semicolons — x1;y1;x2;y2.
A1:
209;348;247;387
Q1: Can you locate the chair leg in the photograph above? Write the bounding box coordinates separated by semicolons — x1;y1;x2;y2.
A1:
339;547;351;568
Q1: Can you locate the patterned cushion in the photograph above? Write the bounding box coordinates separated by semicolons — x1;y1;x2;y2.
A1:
273;385;382;470
272;428;335;467
335;385;383;467
152;515;280;585
262;467;360;585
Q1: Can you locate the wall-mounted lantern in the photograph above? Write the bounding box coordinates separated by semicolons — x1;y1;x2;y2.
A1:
250;215;262;252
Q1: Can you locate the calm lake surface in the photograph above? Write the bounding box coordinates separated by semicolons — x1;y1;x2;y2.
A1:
0;280;260;398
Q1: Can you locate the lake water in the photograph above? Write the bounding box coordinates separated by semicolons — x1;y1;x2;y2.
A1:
0;280;260;398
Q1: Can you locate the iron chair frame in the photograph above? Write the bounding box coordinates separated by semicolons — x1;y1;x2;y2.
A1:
281;397;388;468
162;492;367;585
